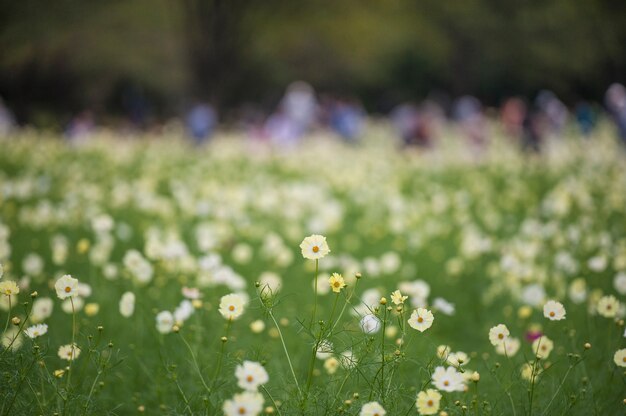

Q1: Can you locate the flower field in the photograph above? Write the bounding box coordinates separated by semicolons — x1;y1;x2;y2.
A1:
0;127;625;415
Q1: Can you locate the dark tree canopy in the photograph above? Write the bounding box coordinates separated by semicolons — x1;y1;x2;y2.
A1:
0;0;625;123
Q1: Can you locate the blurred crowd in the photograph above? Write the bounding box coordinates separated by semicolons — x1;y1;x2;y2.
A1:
1;82;626;152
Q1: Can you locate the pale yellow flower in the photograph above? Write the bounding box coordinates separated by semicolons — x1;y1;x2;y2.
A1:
531;336;554;359
613;348;626;367
416;389;441;415
390;290;408;305
597;295;620;318
328;273;346;293
0;280;19;297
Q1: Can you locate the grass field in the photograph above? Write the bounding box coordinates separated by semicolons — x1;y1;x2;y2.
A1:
0;126;625;415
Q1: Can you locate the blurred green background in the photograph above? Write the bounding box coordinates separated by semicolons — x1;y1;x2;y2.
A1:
1;0;625;123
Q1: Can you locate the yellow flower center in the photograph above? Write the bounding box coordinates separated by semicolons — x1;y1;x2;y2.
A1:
238;407;246;415
312;246;319;253
443;380;449;386
65;286;71;293
549;311;555;317
228;305;235;312
622;357;626;363
246;375;254;382
498;333;504;339
333;282;340;287
417;317;423;323
427;400;433;406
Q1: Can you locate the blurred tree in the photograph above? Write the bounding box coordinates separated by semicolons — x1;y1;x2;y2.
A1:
0;0;624;124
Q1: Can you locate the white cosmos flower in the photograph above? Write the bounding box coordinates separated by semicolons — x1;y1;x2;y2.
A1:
521;284;546;307
54;275;79;299
181;286;202;300
222;391;264;416
543;300;566;321
299;234;330;260
614;272;626;295
119;292;135;318
432;297;455;315
495;337;521;356
31;297;53;323
532;336;554;359
156;311;174;334
408;308;434;332
62;296;84;313
219;293;245;320
235;361;269;391
24;323;48;339
431;366;465;392
174;300;194;323
359;401;386;416
597;295;620;318
488;324;510;346
446;351;469;367
360;314;381;334
58;343;80;361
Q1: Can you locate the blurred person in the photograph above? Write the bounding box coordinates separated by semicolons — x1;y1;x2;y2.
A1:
185;102;217;144
453;95;487;152
605;83;626;143
500;97;527;140
328;97;365;143
65;110;95;143
536;90;568;137
522;106;544;153
391;103;434;148
575;101;595;137
0;97;16;136
265;81;319;147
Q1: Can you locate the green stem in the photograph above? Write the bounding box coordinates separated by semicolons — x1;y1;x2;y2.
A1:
261;385;284;416
379;306;387;404
2;296;11;336
268;311;301;397
179;330;212;394
211;318;232;390
310;259;319;330
62;297;77;416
